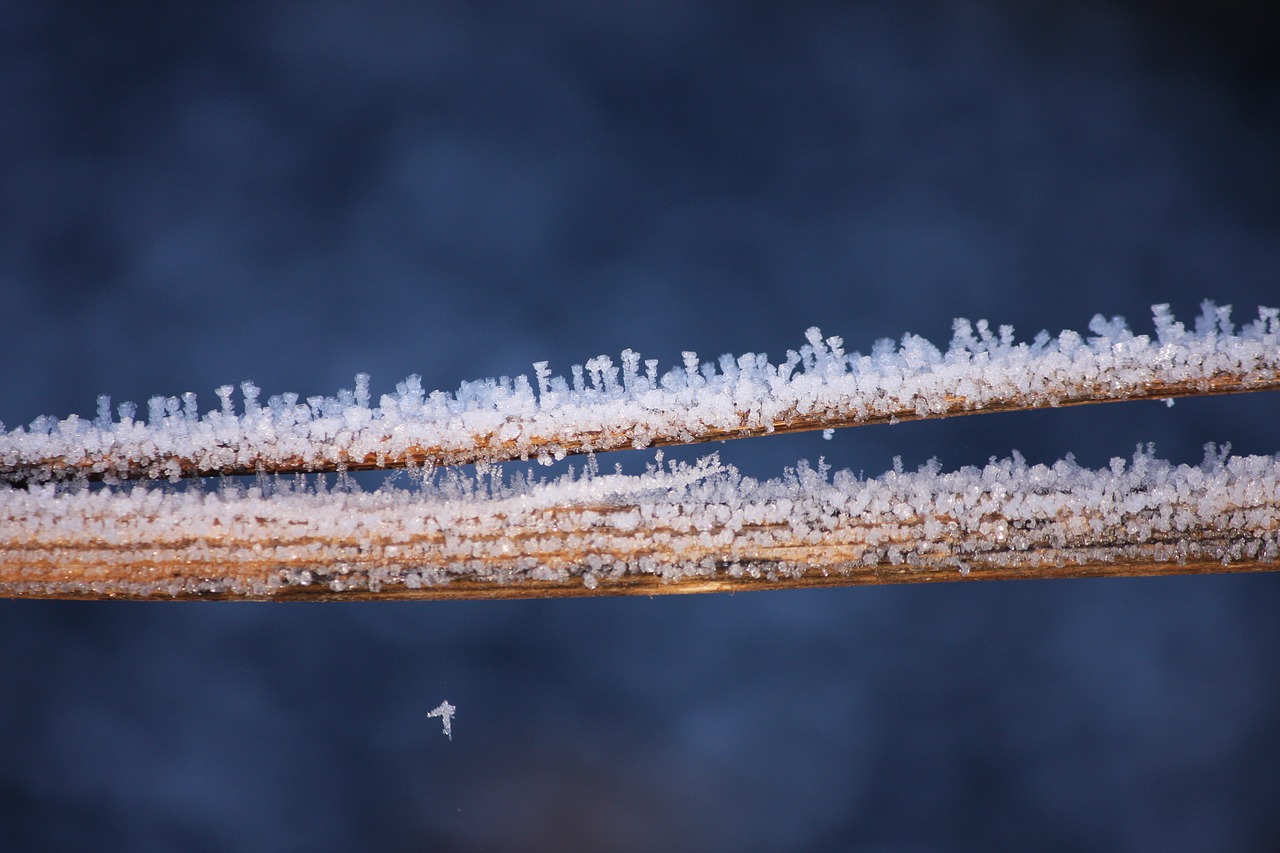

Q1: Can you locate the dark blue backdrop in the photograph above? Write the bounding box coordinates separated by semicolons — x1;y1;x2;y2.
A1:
2;2;1278;850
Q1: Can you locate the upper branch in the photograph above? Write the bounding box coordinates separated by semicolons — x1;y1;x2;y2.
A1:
3;303;1277;485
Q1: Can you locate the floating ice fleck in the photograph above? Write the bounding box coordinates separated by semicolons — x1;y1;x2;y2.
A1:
427;700;456;740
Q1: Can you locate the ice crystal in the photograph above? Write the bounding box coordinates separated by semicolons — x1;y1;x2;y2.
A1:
427;701;456;740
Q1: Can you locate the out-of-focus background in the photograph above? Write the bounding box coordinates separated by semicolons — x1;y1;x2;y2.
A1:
2;2;1278;849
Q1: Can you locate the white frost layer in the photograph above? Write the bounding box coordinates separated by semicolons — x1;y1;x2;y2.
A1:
1;301;1277;482
1;447;1276;598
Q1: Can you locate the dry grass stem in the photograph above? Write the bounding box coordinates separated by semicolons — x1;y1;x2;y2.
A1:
3;449;1276;600
5;372;1277;485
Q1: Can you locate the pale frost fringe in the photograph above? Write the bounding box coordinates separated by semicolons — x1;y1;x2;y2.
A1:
1;445;1276;597
1;301;1277;483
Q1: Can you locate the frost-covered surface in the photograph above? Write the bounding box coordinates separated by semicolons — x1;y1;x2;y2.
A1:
1;302;1278;484
2;447;1276;598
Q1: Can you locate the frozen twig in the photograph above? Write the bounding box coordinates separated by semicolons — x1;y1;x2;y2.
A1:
1;448;1276;600
1;303;1277;485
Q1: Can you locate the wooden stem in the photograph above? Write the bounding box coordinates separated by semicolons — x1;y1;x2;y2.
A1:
4;371;1278;485
3;459;1275;600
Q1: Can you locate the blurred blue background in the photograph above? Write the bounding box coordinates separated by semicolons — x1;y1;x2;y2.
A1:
2;2;1279;849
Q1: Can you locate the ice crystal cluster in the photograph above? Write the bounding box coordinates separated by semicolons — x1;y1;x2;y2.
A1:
426;701;456;740
0;302;1276;598
0;302;1277;484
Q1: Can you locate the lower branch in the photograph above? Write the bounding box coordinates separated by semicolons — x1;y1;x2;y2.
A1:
3;449;1276;600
